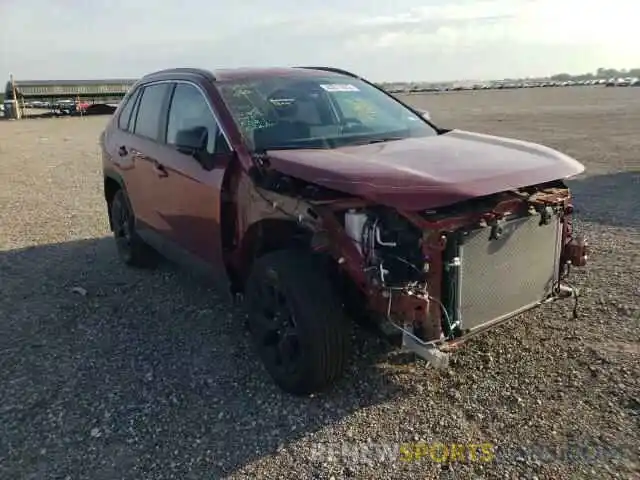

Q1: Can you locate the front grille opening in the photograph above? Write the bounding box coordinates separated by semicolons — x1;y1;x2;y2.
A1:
452;211;563;333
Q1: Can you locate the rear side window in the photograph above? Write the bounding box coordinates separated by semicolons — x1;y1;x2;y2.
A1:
132;83;172;141
117;89;139;131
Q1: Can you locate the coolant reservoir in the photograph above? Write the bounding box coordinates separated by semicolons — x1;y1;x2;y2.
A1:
344;209;368;255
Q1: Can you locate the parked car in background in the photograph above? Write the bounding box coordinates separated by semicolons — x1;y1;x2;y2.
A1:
100;66;588;394
54;99;76;115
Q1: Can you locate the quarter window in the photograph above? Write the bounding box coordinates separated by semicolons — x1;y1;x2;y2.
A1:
166;83;229;154
117;89;139;131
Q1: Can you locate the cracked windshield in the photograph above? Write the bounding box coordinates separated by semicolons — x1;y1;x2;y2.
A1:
217;75;437;151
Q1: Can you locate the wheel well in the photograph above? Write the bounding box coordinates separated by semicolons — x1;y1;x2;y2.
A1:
232;219;314;292
104;176;121;231
235;218;369;327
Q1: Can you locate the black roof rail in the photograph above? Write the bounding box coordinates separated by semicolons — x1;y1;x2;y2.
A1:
142;68;216;81
295;66;361;79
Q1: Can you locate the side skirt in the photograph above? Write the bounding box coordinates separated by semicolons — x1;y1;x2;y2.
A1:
136;224;233;301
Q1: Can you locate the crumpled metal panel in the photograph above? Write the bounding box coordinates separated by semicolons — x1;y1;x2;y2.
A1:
458;213;563;332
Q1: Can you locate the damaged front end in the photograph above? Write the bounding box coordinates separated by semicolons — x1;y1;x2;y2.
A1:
323;182;588;367
238;163;588;368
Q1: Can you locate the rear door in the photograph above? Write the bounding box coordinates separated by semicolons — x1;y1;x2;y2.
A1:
102;86;139;171
124;82;173;233
153;81;234;279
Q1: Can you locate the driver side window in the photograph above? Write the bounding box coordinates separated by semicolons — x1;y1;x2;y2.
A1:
166;83;229;155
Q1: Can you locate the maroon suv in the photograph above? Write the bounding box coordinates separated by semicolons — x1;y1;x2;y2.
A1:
100;66;588;394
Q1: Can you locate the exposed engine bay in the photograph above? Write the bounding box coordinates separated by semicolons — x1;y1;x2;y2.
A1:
335;181;585;350
344;208;427;289
340;183;576;283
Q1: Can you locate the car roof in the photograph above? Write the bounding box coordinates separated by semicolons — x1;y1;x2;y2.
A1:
141;66;354;83
212;67;348;81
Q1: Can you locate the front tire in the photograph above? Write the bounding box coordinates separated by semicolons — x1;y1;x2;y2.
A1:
109;189;157;268
244;250;350;395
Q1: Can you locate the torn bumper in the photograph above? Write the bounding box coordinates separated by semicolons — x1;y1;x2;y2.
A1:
383;211;587;369
399;283;579;368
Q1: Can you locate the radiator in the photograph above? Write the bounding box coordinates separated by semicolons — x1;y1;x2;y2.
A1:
455;212;563;332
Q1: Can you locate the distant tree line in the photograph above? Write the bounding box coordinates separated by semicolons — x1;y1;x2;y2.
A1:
378;67;640;87
549;67;640;82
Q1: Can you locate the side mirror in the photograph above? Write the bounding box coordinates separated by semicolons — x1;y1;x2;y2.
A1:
174;126;235;170
175;126;208;157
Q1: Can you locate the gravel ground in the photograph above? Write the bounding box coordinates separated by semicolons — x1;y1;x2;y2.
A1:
1;86;638;480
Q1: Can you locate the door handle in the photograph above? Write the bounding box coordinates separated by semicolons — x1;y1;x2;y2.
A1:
118;145;128;157
153;161;168;178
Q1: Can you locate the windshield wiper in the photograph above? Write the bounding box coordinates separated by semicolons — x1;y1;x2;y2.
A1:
353;136;406;145
268;145;328;150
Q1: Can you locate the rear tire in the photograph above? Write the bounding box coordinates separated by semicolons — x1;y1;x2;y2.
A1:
244;250;350;395
110;189;157;268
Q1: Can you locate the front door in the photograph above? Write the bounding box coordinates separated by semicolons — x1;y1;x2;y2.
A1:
153;81;233;285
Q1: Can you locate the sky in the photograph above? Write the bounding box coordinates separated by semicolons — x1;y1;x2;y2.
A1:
0;0;637;82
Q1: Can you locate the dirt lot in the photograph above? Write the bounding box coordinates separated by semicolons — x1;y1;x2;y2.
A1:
1;87;638;479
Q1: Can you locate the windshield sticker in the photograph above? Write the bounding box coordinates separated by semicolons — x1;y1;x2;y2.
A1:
320;83;360;92
269;97;296;106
